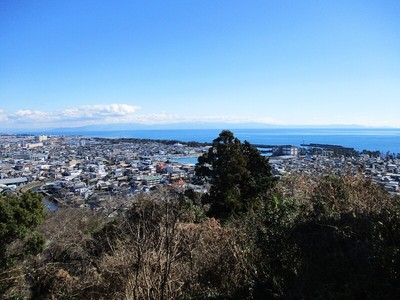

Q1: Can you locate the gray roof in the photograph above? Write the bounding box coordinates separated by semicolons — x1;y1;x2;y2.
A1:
0;177;28;185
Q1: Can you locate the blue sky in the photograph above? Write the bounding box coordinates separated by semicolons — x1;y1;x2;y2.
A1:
1;0;400;129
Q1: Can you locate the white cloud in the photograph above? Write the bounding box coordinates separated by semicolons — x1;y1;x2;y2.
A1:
11;109;52;122
0;103;281;129
61;104;141;120
4;103;398;129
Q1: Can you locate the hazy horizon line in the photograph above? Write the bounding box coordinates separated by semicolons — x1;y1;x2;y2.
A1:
2;122;400;134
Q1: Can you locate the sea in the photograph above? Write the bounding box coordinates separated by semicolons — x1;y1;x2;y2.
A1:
46;128;400;154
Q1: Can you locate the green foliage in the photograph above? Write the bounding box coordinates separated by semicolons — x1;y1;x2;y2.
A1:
24;231;46;255
361;149;381;158
0;191;46;298
0;191;46;267
195;130;275;220
254;175;400;299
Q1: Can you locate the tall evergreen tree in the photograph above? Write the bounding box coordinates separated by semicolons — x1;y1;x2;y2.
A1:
195;130;274;220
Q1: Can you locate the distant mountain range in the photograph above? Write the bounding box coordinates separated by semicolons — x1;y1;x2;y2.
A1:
3;122;375;134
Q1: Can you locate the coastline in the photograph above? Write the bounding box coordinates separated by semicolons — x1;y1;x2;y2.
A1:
14;128;400;154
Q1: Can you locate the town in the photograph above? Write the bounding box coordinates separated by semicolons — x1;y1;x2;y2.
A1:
1;134;400;215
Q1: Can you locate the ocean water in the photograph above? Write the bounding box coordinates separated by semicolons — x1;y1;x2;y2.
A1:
48;128;400;154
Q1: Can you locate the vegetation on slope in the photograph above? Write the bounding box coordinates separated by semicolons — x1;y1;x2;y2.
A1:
0;191;46;298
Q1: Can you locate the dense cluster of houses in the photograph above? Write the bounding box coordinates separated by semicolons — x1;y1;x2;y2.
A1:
270;153;400;195
0;134;207;214
1;134;399;214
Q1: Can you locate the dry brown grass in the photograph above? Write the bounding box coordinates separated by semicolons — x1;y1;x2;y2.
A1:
31;194;253;299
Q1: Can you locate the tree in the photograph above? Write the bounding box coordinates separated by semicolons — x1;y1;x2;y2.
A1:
0;191;46;297
195;130;274;220
0;191;46;268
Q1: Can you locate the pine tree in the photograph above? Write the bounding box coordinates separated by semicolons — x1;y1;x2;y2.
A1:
195;130;274;220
